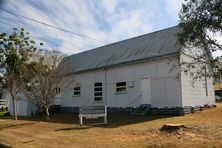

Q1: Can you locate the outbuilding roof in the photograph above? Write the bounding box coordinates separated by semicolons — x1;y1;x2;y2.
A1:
59;26;182;74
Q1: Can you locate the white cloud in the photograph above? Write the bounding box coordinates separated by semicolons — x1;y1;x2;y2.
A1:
106;10;153;42
100;0;118;14
0;0;183;55
164;0;183;21
210;32;222;57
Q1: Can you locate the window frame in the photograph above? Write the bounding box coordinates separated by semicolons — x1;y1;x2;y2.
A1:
94;82;103;102
74;86;81;97
115;81;127;94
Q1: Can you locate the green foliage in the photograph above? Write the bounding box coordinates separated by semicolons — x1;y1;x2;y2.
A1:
179;0;222;50
179;0;222;80
0;28;42;75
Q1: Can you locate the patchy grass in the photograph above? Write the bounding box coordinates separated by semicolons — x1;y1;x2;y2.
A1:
0;104;222;148
0;111;8;116
0;112;5;116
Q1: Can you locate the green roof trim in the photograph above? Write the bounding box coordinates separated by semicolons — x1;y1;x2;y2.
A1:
67;51;180;75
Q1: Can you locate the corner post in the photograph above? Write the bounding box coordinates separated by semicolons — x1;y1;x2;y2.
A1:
104;105;107;124
79;116;83;126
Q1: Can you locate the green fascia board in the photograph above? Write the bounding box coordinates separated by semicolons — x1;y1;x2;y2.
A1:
66;51;180;76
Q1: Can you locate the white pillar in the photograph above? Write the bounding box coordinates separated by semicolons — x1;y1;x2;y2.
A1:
79;116;83;126
104;105;107;124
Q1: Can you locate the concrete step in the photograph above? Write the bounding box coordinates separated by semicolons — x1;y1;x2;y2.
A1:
132;104;151;116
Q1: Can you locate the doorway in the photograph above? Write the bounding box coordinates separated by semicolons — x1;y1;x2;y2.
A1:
140;77;151;105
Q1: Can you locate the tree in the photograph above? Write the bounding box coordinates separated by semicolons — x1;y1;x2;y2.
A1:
0;28;41;120
19;53;65;119
179;0;222;79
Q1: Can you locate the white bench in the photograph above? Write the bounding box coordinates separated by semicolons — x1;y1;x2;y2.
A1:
79;105;107;126
0;99;8;110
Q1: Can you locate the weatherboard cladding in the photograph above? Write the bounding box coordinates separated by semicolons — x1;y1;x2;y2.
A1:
60;26;182;74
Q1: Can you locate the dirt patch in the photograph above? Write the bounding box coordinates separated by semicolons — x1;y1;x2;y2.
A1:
161;126;207;141
129;126;209;141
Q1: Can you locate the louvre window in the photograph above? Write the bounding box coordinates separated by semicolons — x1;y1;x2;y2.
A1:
94;82;102;101
74;87;81;96
116;81;127;93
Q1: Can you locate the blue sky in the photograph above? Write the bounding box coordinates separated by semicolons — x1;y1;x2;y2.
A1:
0;0;183;55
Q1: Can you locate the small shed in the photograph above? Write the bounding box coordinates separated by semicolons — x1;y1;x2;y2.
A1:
8;95;38;116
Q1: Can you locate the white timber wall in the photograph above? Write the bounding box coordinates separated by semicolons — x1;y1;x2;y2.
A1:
7;91;37;116
180;49;215;107
59;57;182;108
9;98;36;116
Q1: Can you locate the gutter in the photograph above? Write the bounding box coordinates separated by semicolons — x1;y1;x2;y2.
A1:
66;51;180;76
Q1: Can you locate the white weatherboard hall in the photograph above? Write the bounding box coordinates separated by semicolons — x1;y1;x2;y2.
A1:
55;26;215;115
57;26;215;115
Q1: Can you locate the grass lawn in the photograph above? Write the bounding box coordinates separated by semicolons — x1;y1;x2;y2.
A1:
0;112;6;116
0;104;222;148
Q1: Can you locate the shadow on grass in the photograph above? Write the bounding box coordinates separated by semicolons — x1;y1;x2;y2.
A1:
10;113;176;130
0;143;11;148
0;111;176;130
0;122;37;131
56;126;91;131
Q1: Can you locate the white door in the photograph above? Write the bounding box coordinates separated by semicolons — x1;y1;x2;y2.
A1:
140;78;151;104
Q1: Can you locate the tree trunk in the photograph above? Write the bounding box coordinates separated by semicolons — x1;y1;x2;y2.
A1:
160;124;186;132
11;93;17;120
44;106;50;120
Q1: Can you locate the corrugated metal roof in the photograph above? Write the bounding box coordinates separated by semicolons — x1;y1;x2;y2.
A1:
59;26;182;74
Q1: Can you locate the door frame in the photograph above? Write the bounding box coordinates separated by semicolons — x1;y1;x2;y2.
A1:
140;76;152;105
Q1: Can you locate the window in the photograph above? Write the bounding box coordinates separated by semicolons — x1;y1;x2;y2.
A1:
74;87;81;96
55;87;61;93
116;81;127;93
94;82;102;101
